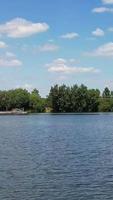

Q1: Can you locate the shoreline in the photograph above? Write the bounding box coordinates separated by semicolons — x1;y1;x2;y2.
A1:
0;111;28;115
1;112;113;116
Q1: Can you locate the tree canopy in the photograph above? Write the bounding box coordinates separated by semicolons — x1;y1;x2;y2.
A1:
48;84;100;112
0;85;113;112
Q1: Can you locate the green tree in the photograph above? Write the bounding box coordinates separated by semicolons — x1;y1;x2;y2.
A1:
102;87;111;98
87;89;100;112
48;85;59;112
29;89;45;112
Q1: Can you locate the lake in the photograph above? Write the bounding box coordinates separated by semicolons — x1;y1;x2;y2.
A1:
0;114;113;200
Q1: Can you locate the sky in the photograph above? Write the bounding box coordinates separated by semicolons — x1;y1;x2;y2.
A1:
0;0;113;96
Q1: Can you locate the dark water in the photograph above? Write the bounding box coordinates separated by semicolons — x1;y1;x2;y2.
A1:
0;114;113;200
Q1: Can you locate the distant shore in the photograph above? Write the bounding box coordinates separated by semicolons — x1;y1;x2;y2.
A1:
0;111;28;115
0;112;113;116
32;112;113;115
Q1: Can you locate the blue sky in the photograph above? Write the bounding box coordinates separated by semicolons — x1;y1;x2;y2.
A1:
0;0;113;96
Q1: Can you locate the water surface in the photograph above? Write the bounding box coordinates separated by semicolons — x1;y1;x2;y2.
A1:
0;114;113;200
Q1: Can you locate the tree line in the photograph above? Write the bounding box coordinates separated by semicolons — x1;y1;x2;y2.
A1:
0;88;45;112
0;85;113;112
48;85;113;112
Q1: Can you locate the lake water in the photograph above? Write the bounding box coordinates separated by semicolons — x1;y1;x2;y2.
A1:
0;114;113;200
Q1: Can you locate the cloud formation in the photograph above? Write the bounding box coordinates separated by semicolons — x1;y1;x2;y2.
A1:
92;28;105;37
0;52;22;67
0;41;7;48
86;42;113;57
0;18;49;38
92;7;113;13
47;58;99;74
102;0;113;4
61;32;79;39
38;43;59;52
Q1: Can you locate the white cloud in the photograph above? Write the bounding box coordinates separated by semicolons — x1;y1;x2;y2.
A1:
0;41;7;48
0;18;49;38
102;0;113;4
0;52;22;67
0;58;22;67
61;32;79;39
86;42;113;57
38;43;59;52
46;58;99;74
5;52;15;57
92;7;113;13
92;28;105;37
